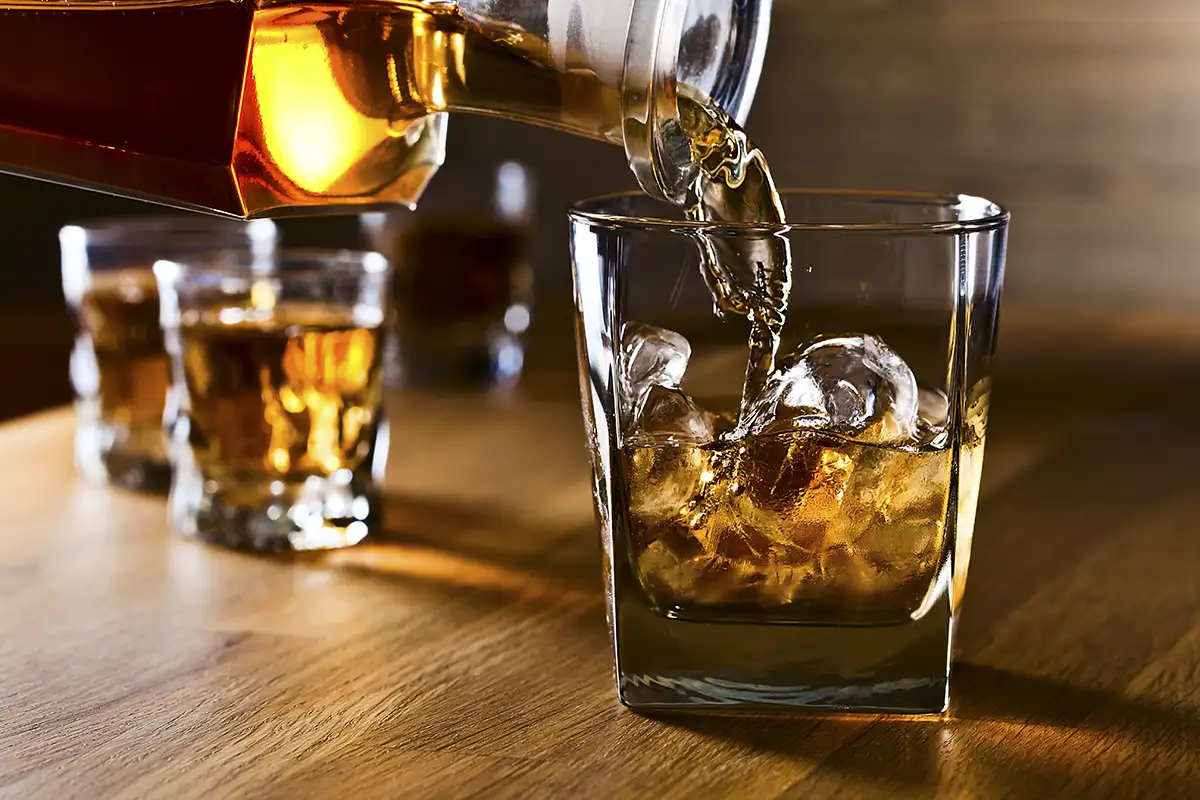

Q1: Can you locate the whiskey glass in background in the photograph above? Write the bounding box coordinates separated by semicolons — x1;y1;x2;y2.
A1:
155;250;391;552
60;215;277;492
570;190;1008;713
361;161;534;389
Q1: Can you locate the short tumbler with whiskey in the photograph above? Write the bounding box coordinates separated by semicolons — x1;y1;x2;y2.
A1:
61;215;276;492
570;190;1008;713
155;249;390;551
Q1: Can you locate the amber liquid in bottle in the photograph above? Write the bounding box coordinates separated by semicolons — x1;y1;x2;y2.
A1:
0;0;622;217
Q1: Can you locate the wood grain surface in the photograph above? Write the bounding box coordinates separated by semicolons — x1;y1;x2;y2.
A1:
1;311;1198;799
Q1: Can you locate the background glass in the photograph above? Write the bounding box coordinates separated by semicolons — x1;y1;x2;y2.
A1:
570;190;1008;713
156;249;391;552
60;215;276;491
362;161;534;389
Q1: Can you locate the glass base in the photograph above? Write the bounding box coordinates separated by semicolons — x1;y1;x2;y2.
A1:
389;333;523;390
169;461;382;553
74;417;171;494
612;581;954;715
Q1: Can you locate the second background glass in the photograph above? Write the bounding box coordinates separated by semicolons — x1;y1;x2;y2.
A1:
155;249;392;552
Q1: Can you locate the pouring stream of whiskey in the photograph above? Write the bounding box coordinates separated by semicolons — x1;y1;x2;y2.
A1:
678;93;792;419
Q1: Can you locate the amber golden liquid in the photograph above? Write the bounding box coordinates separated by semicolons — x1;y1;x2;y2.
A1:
0;0;622;217
179;307;384;481
77;272;171;457
625;433;956;625
622;380;992;624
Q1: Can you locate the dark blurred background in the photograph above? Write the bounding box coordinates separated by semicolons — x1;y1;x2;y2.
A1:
3;0;1197;419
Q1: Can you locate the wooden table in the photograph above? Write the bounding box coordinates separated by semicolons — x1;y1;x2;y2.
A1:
2;311;1198;799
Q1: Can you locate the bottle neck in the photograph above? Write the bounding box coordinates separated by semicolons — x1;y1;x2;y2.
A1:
620;0;694;205
452;0;772;205
539;0;734;204
623;0;773;204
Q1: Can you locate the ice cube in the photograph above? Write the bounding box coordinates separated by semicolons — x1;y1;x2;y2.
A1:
738;334;919;445
620;322;692;410
916;387;950;446
800;335;919;443
734;364;828;439
632;385;715;444
626;443;712;524
918;387;949;428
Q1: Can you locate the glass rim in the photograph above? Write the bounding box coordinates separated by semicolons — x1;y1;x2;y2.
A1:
59;213;278;246
568;188;1010;235
153;248;390;284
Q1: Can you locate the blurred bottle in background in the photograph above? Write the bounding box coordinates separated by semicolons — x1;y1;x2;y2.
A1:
362;161;535;390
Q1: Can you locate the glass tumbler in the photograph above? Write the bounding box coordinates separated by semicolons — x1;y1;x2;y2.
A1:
569;190;1008;714
60;214;277;492
155;249;391;552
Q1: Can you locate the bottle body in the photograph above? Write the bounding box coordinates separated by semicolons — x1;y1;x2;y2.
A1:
0;0;769;217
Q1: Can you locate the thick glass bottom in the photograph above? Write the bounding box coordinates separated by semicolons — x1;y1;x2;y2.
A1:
169;460;382;553
612;576;954;715
74;415;171;494
390;333;524;390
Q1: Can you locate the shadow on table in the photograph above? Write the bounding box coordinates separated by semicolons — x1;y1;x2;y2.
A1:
644;663;1199;795
319;492;603;604
954;662;1200;737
